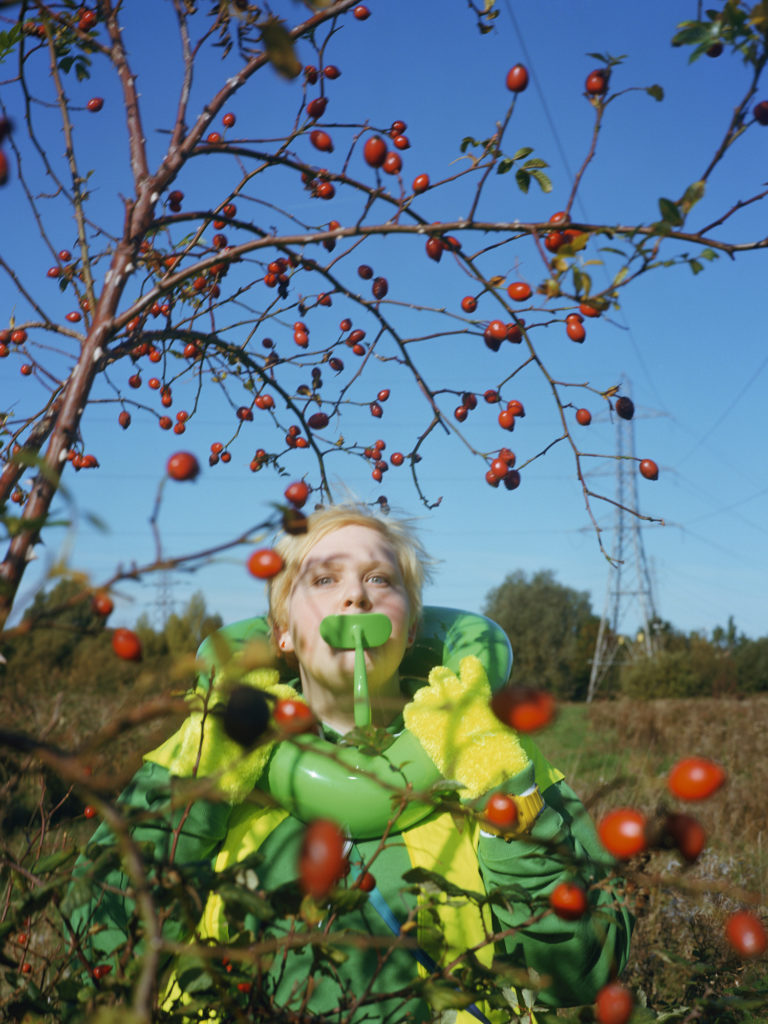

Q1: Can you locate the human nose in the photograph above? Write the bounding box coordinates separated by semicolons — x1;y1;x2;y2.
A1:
342;577;372;610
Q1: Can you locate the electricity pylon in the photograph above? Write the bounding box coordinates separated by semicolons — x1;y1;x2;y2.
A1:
587;408;659;702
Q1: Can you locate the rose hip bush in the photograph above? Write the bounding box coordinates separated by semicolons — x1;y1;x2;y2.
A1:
1;2;768;1022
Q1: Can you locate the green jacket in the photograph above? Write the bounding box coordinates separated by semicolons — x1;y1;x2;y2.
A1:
67;612;633;1021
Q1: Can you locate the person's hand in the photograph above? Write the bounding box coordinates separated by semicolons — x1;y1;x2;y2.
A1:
403;655;533;800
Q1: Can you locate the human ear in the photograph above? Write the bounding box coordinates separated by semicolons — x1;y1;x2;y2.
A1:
275;624;296;654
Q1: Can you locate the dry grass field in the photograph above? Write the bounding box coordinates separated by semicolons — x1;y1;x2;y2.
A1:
538;695;768;1020
2;689;766;1021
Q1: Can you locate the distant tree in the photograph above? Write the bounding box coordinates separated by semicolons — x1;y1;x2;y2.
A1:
619;630;738;699
734;636;768;693
482;569;598;699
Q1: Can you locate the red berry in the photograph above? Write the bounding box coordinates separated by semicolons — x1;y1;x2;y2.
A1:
382;150;402;175
111;628;142;662
486;320;507;341
566;320;586;342
372;276;388;299
490;686;554;731
247;548;283;579
353;5;370;19
586;69;609;96
461;296;477;313
507;281;532;301
356;870;376;892
274;697;316;734
308;412;329;429
87;97;104;112
597;808;647;859
664;812;706;863
579;302;601;318
484;793;518;830
725;910;767;957
363;135;387;168
506;64;529;93
118;410;131;429
357;264;373;279
506;399;525;417
323;65;341;79
595;981;633;1024
167;451;200;481
310;129;334;153
92;592;114;617
639;458;659;481
412;173;430;193
497;409;515;431
667;756;726;801
222;111;236;127
306;96;328;120
576;408;592;426
84;805;97;819
390;451;404;466
753;100;768;125
425;237;443;262
549;881;588;920
284;480;310;508
299;819;347;899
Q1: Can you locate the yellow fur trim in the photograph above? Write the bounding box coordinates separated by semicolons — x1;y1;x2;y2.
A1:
403;655;530;800
144;668;303;803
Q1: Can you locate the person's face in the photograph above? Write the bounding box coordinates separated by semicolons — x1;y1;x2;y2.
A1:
277;524;416;702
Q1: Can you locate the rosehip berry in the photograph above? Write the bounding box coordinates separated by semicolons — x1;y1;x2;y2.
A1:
506;64;529;93
247;548;283;579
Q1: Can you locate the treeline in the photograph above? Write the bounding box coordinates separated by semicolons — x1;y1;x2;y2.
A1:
1;580;222;765
483;570;768;700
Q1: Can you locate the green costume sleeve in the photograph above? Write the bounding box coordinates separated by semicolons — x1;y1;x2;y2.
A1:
66;760;232;970
478;778;634;1009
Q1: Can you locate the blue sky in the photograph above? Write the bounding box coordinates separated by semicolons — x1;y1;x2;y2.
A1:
2;1;767;646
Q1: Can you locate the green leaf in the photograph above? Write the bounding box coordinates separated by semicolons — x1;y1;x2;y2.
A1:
515;169;530;194
34;848;77;874
671;23;711;47
460;136;479;154
646;84;664;101
689;259;704;274
521;158;548;170
259;16;302;79
658;197;683;226
572;268;592;297
699;248;718;261
422;979;476;1012
612;266;629;287
530;169;553;193
496;157;513;175
512;146;533;160
0;24;23;64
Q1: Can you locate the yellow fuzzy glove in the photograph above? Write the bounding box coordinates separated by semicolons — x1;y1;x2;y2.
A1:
403;655;532;800
144;668;303;804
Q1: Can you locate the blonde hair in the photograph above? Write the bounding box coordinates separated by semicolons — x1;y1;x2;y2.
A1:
268;503;432;635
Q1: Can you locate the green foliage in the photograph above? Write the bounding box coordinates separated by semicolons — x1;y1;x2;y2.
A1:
482;569;598;699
